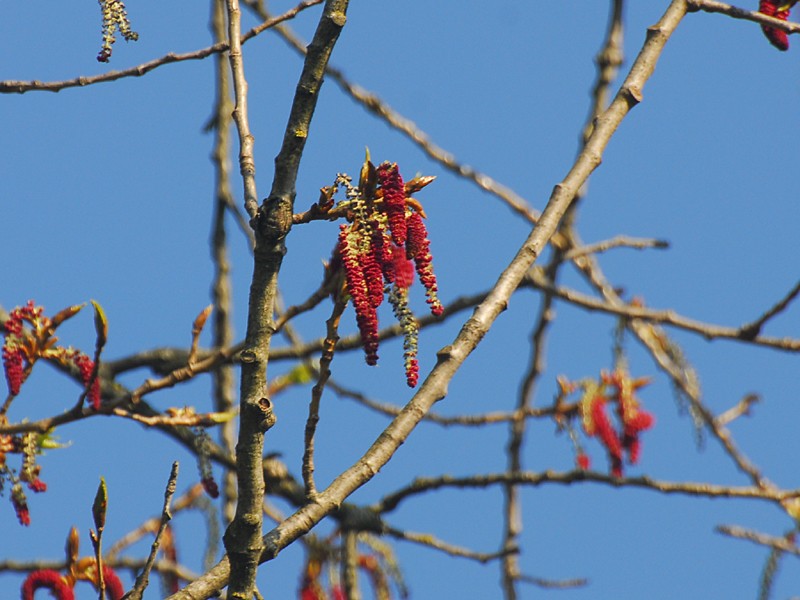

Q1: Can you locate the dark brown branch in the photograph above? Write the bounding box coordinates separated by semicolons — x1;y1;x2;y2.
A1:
738;279;800;340
374;470;799;515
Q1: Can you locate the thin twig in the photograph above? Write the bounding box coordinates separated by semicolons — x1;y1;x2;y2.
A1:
303;297;346;498
384;526;511;564
0;0;324;95
517;573;589;590
327;376;579;426
209;0;240;527
715;393;760;427
739;279;800;340
716;524;800;557
520;271;800;352
563;234;668;260
123;462;180;600
225;0;259;219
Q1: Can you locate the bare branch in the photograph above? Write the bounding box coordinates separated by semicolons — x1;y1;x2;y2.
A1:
563;234;669;260
0;0;324;94
738;279;800;340
374;470;799;515
123;462;180;600
517;573;589;590
225;0;258;220
208;0;240;526
383;526;511;564
715;393;760;427
716;524;800;557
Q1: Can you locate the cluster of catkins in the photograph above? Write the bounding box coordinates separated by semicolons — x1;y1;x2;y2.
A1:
333;162;443;387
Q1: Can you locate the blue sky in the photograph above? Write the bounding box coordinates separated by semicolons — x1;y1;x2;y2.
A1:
2;1;800;598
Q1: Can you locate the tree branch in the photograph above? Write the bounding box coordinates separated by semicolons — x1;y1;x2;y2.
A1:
0;0;324;95
374;470;798;515
223;0;349;597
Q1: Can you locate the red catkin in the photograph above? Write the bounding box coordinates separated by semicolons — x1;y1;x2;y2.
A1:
102;566;125;600
21;570;75;600
405;212;443;316
2;345;24;396
759;0;791;51
377;162;408;246
72;352;101;409
339;227;380;365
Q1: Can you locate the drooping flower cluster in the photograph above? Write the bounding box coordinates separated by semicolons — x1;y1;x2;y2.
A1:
2;300;102;409
758;0;796;51
97;0;139;62
327;159;443;387
0;426;55;526
559;369;655;477
582;370;654;477
1;301;106;525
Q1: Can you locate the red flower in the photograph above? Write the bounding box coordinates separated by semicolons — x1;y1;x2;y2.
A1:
377;162;408;246
405;212;443;316
72;352;101;409
591;397;622;457
362;245;385;309
102;565;125;600
759;0;791;51
406;357;419;388
2;344;24;396
339;226;380;365
21;570;75;600
390;245;415;290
